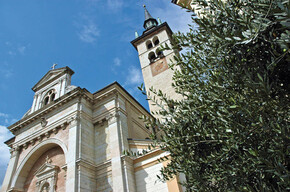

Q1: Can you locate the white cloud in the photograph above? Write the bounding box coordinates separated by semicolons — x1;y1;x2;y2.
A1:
0;125;13;166
18;46;26;55
107;0;123;10
114;57;121;66
148;0;192;33
111;57;122;74
0;113;9;118
0;68;13;79
78;23;100;43
125;66;143;85
5;42;29;56
0;112;18;127
8;51;15;56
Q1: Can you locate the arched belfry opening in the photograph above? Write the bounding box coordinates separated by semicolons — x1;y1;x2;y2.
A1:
148;51;156;62
43;89;56;106
146;40;153;49
12;140;67;192
153;36;159;46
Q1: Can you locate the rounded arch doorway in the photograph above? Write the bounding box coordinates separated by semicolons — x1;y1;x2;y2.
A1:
12;139;67;192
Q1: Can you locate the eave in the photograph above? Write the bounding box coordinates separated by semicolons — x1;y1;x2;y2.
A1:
131;22;173;50
7;87;91;134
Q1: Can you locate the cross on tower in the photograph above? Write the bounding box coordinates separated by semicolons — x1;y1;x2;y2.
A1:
51;63;58;70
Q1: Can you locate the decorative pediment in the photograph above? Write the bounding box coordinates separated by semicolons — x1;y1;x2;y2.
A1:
34;157;59;192
32;67;74;92
35;162;58;178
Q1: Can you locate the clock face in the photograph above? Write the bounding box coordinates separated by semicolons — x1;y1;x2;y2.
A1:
150;57;168;76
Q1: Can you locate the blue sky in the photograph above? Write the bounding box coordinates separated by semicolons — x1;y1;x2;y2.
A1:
0;0;191;185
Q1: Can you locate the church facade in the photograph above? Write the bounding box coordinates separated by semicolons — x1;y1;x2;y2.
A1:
1;7;184;192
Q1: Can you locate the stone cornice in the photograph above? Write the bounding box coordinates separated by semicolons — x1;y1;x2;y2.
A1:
10;119;72;153
95;159;112;174
8;87;93;134
93;82;152;119
93;107;127;126
76;158;96;171
8;82;151;135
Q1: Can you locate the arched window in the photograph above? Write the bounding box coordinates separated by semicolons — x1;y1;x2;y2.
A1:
146;40;153;50
43;89;56;106
153;36;159;46
148;52;156;62
156;48;164;58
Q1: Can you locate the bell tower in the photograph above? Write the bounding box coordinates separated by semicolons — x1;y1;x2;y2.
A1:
131;5;182;115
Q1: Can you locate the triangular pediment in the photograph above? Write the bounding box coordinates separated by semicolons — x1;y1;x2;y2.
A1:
32;67;74;92
35;162;58;177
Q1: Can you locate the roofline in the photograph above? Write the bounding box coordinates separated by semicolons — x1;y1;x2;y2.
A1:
93;81;152;117
131;22;173;50
32;66;75;91
8;87;84;133
7;81;152;134
4;136;15;145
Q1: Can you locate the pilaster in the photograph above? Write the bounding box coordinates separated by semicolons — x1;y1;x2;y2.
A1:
1;147;20;192
108;111;126;191
65;112;80;192
107;102;136;191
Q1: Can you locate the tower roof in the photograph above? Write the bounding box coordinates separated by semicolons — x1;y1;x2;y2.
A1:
143;5;158;30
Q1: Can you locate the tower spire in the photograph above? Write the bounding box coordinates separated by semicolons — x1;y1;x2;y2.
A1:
143;5;153;21
143;5;158;30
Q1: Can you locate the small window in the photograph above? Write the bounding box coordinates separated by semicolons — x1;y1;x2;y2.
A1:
148;52;156;62
153;36;159;46
43;89;56;106
146;40;153;50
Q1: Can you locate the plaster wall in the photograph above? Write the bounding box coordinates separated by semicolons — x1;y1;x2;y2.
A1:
135;163;168;192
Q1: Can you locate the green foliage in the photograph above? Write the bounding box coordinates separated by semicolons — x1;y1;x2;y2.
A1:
139;0;289;191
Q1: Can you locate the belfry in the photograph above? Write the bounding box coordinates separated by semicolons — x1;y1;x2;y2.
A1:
131;5;182;116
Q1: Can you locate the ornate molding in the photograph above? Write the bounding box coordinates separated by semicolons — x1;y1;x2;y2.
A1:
41;117;48;128
15;121;69;152
8;87;84;134
106;111;120;124
35;158;58;192
65;112;80;128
